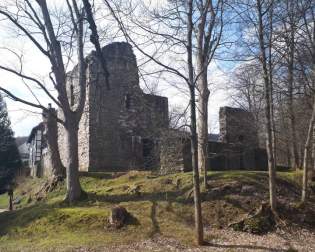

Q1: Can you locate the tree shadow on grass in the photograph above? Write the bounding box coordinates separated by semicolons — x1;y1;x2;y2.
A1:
148;200;160;237
86;186;194;205
0;202;60;236
204;242;289;252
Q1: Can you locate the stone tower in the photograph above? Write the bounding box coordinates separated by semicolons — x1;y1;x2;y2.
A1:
58;42;168;171
219;106;259;147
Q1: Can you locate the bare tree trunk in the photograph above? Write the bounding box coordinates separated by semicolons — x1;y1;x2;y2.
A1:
195;0;223;191
265;81;277;212
257;0;277;212
197;64;210;189
268;3;277;170
64;118;82;203
287;40;300;169
270;79;277;169
302;100;315;202
187;0;203;245
45;108;65;178
190;87;204;245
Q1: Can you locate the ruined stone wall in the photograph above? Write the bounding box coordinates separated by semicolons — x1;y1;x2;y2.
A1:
159;130;190;173
142;94;168;133
57;60;92;172
87;42;142;171
58;42;168;171
219;107;259;148
207;142;267;171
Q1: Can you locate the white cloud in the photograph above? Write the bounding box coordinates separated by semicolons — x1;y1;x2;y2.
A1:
0;0;232;138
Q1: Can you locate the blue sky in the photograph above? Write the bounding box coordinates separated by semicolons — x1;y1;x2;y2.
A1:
0;0;233;137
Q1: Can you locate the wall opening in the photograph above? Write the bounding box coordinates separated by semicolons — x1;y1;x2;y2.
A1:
125;93;131;109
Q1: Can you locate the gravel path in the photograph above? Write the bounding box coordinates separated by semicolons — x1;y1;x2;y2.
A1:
76;228;315;252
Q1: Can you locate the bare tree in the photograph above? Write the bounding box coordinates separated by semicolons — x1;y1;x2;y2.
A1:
233;0;278;211
195;0;225;189
299;0;315;203
275;0;302;169
256;0;277;212
229;62;264;135
0;0;91;203
102;0;205;244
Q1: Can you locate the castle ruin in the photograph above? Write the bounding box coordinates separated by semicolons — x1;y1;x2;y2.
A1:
58;42;169;171
27;42;267;176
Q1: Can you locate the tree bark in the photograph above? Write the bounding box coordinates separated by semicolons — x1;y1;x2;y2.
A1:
287;37;300;169
197;63;210;189
44;108;65;178
64;117;82;203
187;0;203;245
190;87;204;245
302;100;315;202
257;0;277;212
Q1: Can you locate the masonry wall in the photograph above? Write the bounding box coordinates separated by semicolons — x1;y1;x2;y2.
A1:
219;107;259;148
57;59;92;171
57;42;169;172
86;43;168;171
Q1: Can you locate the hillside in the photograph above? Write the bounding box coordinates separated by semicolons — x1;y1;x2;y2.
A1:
0;171;314;252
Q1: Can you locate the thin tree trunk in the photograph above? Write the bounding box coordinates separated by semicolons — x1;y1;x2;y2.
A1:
257;0;277;212
302;100;315;202
288;40;300;169
270;80;277;169
65;118;82;203
190;86;204;245
303;18;315;202
265;80;277;212
187;0;203;245
268;3;277;170
197;64;210;190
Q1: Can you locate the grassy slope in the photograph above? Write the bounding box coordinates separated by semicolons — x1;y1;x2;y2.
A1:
0;170;310;251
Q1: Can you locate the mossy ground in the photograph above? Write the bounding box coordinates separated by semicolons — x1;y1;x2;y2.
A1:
0;170;312;251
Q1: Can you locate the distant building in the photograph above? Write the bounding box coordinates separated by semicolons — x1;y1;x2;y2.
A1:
27;123;45;177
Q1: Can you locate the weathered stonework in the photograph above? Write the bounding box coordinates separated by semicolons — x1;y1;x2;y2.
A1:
160;106;267;172
58;42;168;172
219;106;259;147
28;44;267;176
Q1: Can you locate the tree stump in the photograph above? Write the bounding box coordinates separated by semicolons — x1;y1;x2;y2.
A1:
109;206;130;229
229;203;276;235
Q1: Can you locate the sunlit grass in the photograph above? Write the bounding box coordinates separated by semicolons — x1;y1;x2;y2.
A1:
0;170;307;251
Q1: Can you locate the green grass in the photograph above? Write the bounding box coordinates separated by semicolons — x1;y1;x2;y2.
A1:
0;170;309;251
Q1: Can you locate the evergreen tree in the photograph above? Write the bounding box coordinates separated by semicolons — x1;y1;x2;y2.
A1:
0;93;21;194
